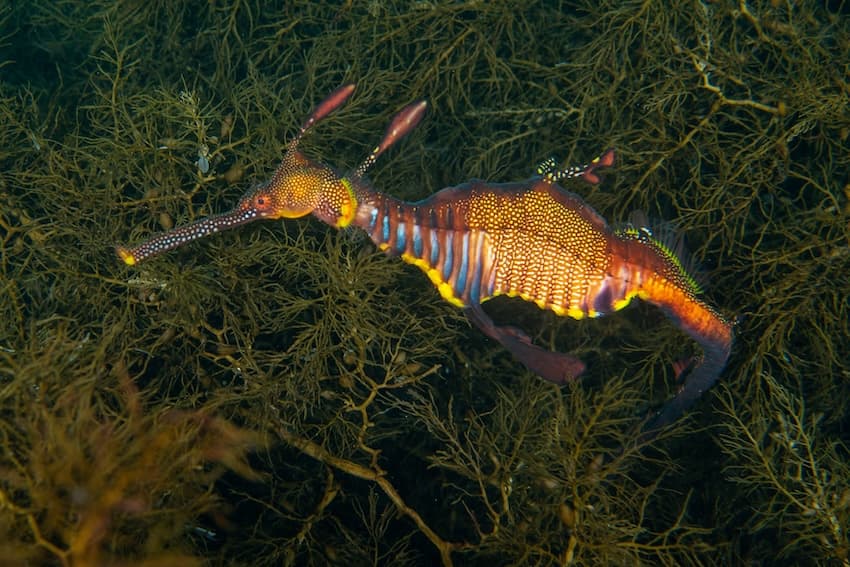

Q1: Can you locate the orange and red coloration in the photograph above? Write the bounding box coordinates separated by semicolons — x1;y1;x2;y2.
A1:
117;84;733;439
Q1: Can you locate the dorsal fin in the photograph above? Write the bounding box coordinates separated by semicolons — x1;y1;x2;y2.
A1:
616;211;704;295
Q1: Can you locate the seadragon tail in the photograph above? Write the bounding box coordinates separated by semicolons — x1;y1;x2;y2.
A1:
641;331;732;438
609;226;734;442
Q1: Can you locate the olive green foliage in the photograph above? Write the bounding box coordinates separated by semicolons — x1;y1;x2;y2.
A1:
0;1;848;565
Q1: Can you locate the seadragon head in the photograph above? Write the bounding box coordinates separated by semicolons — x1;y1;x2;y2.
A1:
116;84;359;266
116;83;427;266
235;150;359;227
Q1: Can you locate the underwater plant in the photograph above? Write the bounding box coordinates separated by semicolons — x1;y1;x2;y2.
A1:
117;81;734;450
1;1;848;565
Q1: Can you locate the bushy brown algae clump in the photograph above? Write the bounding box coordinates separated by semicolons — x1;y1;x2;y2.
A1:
1;1;849;565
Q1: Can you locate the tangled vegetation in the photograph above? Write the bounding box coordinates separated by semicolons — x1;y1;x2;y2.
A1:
1;1;848;565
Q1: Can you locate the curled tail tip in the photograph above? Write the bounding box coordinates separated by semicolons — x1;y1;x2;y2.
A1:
643;341;732;438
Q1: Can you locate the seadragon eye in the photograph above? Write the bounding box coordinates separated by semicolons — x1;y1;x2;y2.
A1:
253;193;273;212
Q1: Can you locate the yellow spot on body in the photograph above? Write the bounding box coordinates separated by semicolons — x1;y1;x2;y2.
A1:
438;282;464;307
491;288;586;320
400;253;415;261
612;289;647;312
550;304;567;317
288;172;323;201
334;178;357;228
401;253;465;307
335;203;353;227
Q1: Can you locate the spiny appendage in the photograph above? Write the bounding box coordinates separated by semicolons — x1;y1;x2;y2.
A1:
292;83;356;149
354;100;428;179
538;148;616;185
266;92;427;228
115;205;260;265
291;98;427;228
